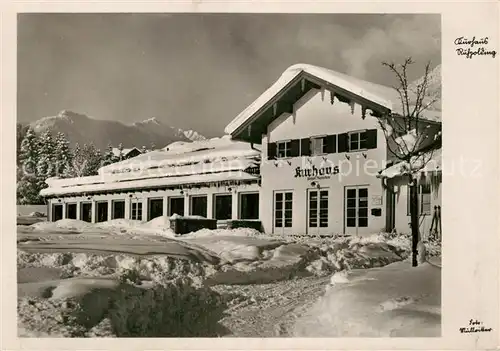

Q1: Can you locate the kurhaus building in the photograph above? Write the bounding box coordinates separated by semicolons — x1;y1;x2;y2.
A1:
41;63;442;237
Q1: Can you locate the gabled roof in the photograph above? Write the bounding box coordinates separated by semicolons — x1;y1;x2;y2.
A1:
225;63;441;143
111;147;141;158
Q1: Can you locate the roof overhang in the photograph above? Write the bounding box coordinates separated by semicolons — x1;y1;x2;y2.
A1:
225;70;393;143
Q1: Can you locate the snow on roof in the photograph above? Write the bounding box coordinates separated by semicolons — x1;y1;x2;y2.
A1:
42;135;261;196
111;147;140;158
225;63;441;136
100;135;260;175
378;147;442;179
40;171;259;197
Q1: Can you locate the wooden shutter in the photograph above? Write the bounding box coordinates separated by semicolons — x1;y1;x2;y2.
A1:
366;129;378;149
300;138;311;156
267;142;277;160
290;139;300;157
324;135;337;154
337;133;349;153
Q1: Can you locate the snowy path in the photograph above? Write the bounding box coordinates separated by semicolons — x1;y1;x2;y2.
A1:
213;276;331;337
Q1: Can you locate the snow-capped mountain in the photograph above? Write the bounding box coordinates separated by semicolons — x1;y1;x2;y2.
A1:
28;111;206;150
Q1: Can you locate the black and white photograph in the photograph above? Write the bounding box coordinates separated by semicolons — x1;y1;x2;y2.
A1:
14;12;442;338
3;4;497;347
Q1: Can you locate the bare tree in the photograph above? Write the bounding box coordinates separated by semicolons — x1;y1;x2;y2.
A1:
378;57;441;267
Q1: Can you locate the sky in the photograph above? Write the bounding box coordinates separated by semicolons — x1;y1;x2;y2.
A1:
18;13;441;138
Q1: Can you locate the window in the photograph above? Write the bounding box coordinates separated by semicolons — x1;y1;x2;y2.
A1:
345;187;369;229
311;137;326;156
274;191;293;228
277;141;292;158
66;203;77;219
95;201;108;223
148;198;164;221
52;204;63;221
81;203;92;222
190;196;208;218
348;130;368;151
239;193;259;220
214;194;232;220
407;184;432;215
309;190;329;228
131;202;143;220
112;200;125;219
169;197;185;216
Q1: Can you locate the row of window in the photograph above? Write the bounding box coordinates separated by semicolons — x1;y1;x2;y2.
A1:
273;187;370;230
274;185;433;230
52;193;260;222
268;129;378;159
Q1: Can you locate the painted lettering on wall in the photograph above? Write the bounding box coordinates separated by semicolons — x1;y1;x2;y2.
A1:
294;165;340;180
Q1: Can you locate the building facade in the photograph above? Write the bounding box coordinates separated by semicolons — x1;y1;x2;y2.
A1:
41;63;442;237
41;137;262;226
224;63;442;237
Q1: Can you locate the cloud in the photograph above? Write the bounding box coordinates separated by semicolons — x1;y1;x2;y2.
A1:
340;15;441;78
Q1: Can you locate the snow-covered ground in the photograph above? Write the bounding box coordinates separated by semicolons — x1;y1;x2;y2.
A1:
17;217;441;337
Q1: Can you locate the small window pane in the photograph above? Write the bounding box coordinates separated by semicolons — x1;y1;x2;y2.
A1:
358;208;368;218
350;140;359;151
358;217;368;227
347;209;356;218
285;219;292;227
347;189;356;198
347;199;356;208
285;192;293;201
359;188;368;197
350;133;359;142
276;193;283;202
347;218;356;227
360;139;368;149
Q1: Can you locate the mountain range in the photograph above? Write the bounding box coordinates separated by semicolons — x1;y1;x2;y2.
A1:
26;111;206;150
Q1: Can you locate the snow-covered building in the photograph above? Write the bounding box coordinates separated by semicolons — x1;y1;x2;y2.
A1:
41;63;441;237
111;147;142;160
224;63;441;236
41;136;261;224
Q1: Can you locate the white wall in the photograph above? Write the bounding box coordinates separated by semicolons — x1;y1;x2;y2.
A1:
260;89;388;236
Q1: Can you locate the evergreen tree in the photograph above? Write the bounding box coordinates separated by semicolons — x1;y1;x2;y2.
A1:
67;143;83;177
17;127;42;204
36;130;56;192
83;143;102;176
117;143;124;161
103;142;116;166
54;132;72;177
141;145;147;154
150;142;156;151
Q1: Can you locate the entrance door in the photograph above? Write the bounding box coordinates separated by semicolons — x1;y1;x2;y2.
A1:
81;203;92;222
52;204;63;221
95;201;108;223
273;191;293;235
344;186;369;235
148;198;164;221
307;188;329;235
169;197;184;216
